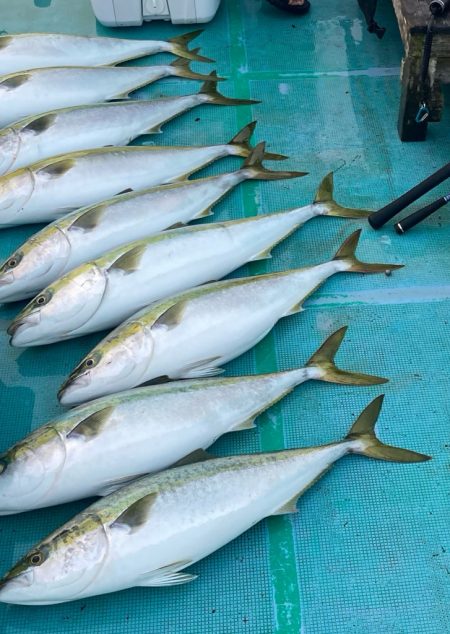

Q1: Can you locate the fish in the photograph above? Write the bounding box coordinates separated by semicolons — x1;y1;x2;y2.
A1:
9;176;371;345
0;57;222;128
0;125;287;228
0;30;211;75
0;141;306;302
0;327;387;514
58;230;403;406
0;395;430;605
0;72;253;176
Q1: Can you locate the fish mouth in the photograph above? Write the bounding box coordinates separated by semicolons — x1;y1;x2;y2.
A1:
58;372;92;405
8;310;41;339
0;272;14;286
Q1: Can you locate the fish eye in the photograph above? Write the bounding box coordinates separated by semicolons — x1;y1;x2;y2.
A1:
85;358;95;368
36;295;46;305
28;551;44;566
34;289;52;307
7;258;17;268
3;252;22;270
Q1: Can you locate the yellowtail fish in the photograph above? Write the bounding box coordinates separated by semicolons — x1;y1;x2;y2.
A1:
0;125;288;227
0;72;252;176
0;57;222;127
58;230;403;405
0;396;430;605
0;328;386;514
0;30;211;74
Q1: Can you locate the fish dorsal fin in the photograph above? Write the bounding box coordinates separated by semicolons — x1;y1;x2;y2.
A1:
194;207;213;219
153;302;187;330
37;158;76;178
171;449;214;468
0;73;30;89
109;244;146;274
69;204;107;231
111;492;158;533
67;406;114;441
116;187;133;196
21;113;56;135
272;493;300;516
138;561;197;587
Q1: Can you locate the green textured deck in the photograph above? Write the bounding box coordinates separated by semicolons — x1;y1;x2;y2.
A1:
0;1;449;633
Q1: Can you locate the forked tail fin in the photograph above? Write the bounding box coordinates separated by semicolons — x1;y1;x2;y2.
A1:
333;229;404;273
169;54;225;82
227;123;286;161
238;141;307;179
168;30;213;63
306;326;387;385
345;395;431;462
199;71;260;106
313;172;371;218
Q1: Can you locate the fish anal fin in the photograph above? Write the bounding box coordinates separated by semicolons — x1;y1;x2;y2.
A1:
146;125;163;134
67;406;115;441
231;417;257;432
138;561;197;587
171;449;214;468
179;357;223;379
249;247;272;262
110;244;146;274
272;493;300;516
167;222;186;229
116;187;133;196
284;301;304;317
69;204;108;231
111;492;158;533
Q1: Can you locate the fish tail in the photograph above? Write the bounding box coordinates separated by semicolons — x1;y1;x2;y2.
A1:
199;72;260;106
345;395;431;462
313;172;371;218
169;53;225;82
305;326;388;386
235;139;307;178
228;123;286;161
333;229;404;274
168;30;214;63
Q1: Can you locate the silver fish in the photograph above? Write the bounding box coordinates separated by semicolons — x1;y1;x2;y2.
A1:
58;230;403;405
0;328;386;514
0;57;222;127
0;126;286;227
0;395;430;605
0;30;211;75
9;184;368;345
0;72;253;176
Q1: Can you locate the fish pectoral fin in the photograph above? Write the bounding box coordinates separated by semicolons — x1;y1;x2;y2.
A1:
152;301;187;330
110;491;158;533
69;204;108;231
138;561;197;587
109;244;147;274
230;417;257;432
194;207;213;219
171;449;214;468
67;406;115;441
97;474;142;497
249;247;273;261
283;300;304;317
179;357;223;379
271;493;300;516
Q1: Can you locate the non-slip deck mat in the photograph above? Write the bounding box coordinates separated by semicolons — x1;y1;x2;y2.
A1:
0;1;449;632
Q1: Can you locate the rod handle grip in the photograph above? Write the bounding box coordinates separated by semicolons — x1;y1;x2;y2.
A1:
394;195;449;234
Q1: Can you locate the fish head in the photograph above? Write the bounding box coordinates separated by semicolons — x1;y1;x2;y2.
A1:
0;513;108;605
0;226;71;303
0;427;66;515
58;321;154;406
0;168;35;226
9;263;108;346
0;128;20;176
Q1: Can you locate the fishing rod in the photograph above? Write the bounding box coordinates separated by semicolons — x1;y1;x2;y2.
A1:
394;192;450;234
368;161;450;229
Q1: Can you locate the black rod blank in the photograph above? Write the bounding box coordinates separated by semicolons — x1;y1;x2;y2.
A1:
368;162;450;229
395;193;450;234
